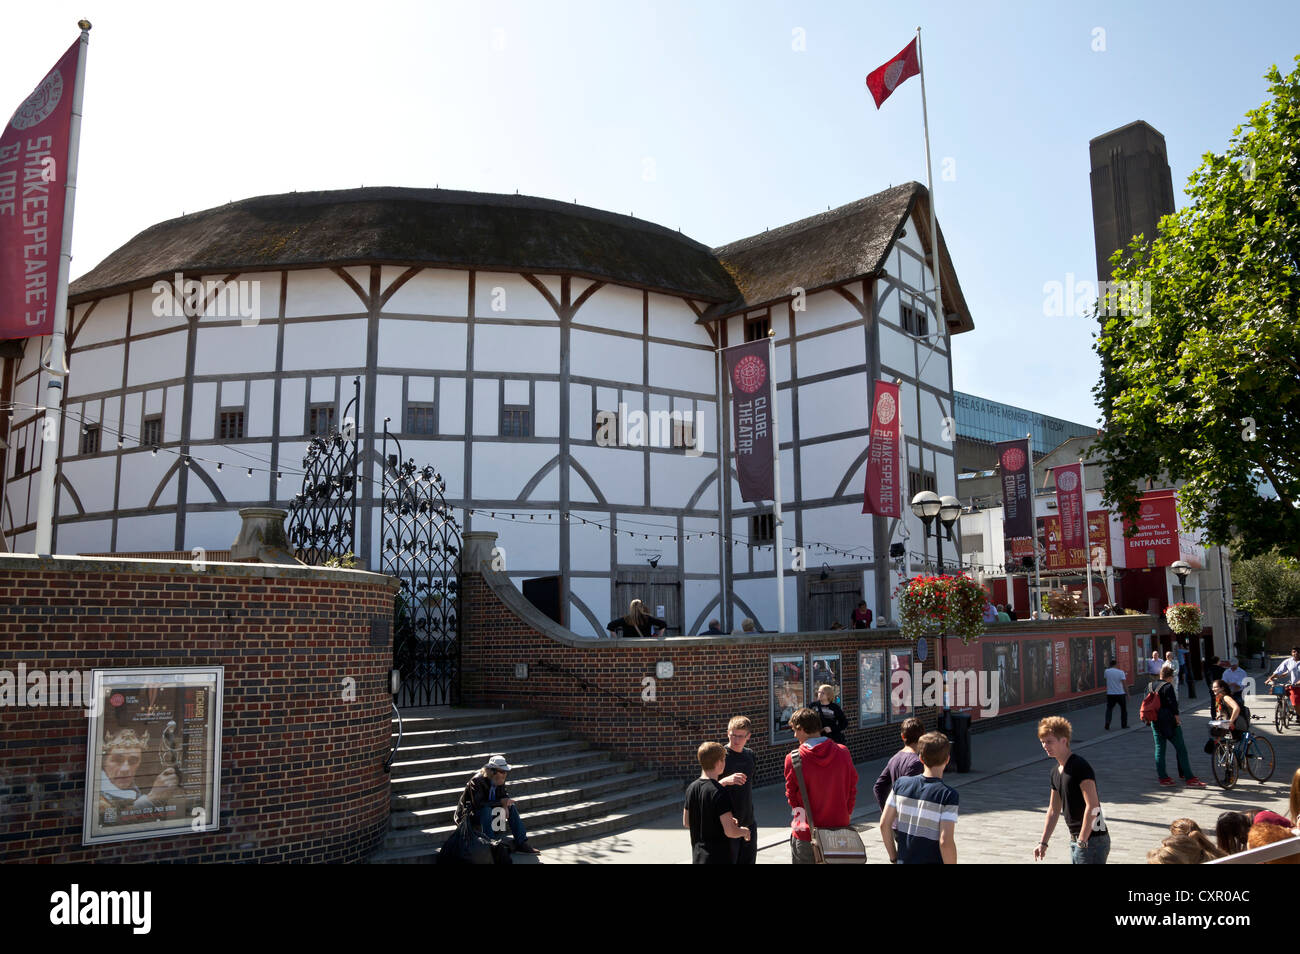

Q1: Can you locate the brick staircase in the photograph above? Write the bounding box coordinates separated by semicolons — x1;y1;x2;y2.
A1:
369;707;682;862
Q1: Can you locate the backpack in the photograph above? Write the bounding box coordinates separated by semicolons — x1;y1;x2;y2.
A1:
1139;682;1162;723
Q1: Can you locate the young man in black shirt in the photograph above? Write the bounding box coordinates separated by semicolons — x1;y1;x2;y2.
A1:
683;741;751;864
1033;716;1110;864
719;716;758;863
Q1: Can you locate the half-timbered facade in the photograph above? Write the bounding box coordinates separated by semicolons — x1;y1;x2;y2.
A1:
1;183;973;637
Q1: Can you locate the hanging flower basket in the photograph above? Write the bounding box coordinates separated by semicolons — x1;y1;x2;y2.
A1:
1047;589;1082;619
1165;603;1202;634
894;574;987;645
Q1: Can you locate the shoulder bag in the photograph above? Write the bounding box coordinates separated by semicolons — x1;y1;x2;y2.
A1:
791;750;867;864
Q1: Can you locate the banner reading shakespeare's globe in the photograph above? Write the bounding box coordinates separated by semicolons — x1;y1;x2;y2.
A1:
862;379;900;516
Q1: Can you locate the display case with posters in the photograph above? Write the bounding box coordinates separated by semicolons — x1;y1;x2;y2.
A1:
983;642;1022;710
859;650;885;727
810;653;842;702
83;667;223;845
1070;637;1098;693
1023;639;1055;704
888;648;913;718
770;655;806;740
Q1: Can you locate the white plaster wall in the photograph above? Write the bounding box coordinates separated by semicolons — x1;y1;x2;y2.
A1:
247;380;275;436
794;290;863;336
471;379;498;436
568;512;611;571
194;323;280;375
473;272;557;320
72;295;128;348
165;387;184;443
569;383;592;441
569;447;641;506
439;378;465;435
794;326;863;380
648;454;715;510
131;287;189;333
282;318;367;372
113;513;177;551
570;328;641;384
55;519;113;555
381;267;468;316
796;372;868;441
472;442;558;500
799;438;862;502
190;383;217;441
473;324;558;374
61;458;117;513
183;509;243;551
285;270;367;318
279;378;306;435
126;331;186;388
118;452;180;509
649;295;712;346
568;577;609;638
377;318;467;371
208;443;272;499
576;284;642;336
879;323;916;374
534;381;559;438
648;341;712;391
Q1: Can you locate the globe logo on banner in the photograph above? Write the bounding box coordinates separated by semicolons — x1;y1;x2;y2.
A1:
9;67;64;130
884;59;906;90
1057;469;1079;492
732;354;767;394
1000;448;1026;473
875;392;896;425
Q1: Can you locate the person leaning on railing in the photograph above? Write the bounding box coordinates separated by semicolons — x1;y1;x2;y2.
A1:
606;599;666;637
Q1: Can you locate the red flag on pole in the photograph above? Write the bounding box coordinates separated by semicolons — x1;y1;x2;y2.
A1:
866;38;921;109
0;39;81;340
1054;462;1086;566
862;380;901;517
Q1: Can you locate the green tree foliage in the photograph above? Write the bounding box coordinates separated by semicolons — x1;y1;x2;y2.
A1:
1232;549;1300;619
1092;57;1300;559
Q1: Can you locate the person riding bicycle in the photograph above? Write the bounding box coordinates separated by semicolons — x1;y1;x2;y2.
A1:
1211;679;1250;744
1265;647;1300;706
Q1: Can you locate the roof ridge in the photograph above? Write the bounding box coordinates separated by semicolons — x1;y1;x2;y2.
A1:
713;181;922;254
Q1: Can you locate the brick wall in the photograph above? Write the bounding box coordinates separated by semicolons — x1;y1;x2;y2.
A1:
0;555;398;863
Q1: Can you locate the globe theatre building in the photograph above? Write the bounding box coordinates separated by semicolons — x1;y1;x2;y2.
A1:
0;183;974;637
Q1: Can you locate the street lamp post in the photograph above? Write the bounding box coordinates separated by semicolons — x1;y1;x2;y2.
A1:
910;491;963;730
1170;560;1195;698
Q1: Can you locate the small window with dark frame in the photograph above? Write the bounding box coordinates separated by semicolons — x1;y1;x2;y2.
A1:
141;415;162;448
672;417;695;449
218;410;245;440
308;405;335;436
750;513;775;545
80;424;100;456
406;404;436;435
744;315;771;342
907;469;937;502
901;302;929;337
500;404;532;438
12;445;25;476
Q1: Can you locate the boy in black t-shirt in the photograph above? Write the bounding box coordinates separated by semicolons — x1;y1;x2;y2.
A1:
684;741;751;864
720;716;758;863
1033;716;1110;864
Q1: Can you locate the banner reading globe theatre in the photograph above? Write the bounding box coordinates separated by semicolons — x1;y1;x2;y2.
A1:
996;438;1033;560
0;38;81;341
724;339;774;503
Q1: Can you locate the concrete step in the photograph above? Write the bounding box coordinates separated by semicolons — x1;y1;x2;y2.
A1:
390;747;619;795
381;779;683;851
389;738;590;777
395;718;557;746
391;769;663;827
393;759;639;811
393;727;572;762
369;794;683;863
393;708;538;732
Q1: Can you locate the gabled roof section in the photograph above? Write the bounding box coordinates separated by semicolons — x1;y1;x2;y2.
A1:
68;187;742;305
707;181;974;334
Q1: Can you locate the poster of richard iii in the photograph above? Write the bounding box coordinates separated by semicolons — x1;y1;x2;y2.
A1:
83;667;223;845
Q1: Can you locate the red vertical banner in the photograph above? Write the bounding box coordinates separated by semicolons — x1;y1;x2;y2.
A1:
997;438;1034;559
862;380;900;517
1;38;81;340
1054;462;1085;566
1052;638;1069;695
1117;638;1133;683
724;339;774;502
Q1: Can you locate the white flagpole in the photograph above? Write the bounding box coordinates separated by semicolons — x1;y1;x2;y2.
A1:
1027;432;1041;619
770;330;785;633
1081;456;1095;617
916;27;944;338
34;22;91;555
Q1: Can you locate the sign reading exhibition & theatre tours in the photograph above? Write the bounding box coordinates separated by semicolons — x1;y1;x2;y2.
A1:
83;667;223;845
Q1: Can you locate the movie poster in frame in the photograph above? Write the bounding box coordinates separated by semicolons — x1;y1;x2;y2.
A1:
810;653;842;702
83;667;223;845
859;650;886;727
770;654;807;741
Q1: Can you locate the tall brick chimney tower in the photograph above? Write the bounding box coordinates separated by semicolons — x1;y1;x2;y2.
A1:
1089;120;1176;281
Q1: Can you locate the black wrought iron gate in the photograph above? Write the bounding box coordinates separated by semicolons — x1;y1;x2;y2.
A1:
286;378;359;563
382;420;462;707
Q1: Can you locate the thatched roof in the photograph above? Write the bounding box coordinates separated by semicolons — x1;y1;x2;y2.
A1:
68;183;973;334
69;187;741;304
710;182;974;333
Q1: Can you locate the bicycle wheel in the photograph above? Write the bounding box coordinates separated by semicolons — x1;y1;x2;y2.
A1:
1211;743;1237;789
1245;734;1276;782
1277;699;1286;733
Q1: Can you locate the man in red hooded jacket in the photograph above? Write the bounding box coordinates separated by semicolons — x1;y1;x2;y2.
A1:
783;707;858;863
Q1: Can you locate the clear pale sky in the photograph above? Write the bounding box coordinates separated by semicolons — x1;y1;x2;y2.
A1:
6;1;1296;428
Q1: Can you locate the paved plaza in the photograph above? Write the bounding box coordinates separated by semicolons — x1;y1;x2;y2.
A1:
525;662;1298;864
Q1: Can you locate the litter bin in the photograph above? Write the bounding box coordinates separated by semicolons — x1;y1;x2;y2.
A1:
948;712;972;773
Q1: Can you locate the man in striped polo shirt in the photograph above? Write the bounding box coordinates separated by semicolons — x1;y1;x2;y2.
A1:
879;732;959;864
